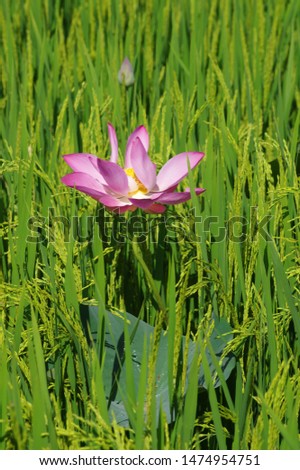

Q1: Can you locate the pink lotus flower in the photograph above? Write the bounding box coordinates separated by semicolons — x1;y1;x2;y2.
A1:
61;124;205;214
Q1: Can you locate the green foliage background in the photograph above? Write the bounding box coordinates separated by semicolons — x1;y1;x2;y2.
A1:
0;0;299;449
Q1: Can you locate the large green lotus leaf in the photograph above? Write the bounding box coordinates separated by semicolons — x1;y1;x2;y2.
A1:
80;304;235;426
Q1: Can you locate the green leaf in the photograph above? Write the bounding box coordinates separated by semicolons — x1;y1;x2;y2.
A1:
80;304;235;426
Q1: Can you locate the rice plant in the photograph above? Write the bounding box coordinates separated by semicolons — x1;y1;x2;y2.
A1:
0;0;299;450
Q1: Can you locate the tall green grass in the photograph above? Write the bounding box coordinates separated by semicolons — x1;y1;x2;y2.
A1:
0;0;299;449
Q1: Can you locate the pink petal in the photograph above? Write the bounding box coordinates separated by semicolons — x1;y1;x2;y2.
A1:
186;188;206;195
96;160;129;196
128;197;166;213
154;188;205;204
63;154;106;184
125;126;149;167
144;204;166;214
99;195;129;207
128;186;178;203
128;197;154;209
61;173;107;200
130;138;157;191
156;152;205;191
108;123;118;164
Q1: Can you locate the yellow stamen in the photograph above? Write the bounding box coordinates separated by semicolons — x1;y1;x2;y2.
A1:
124;167;148;195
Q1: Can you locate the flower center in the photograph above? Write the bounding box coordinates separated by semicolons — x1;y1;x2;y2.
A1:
124;168;148;195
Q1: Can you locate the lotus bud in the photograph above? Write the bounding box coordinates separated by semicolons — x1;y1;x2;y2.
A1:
118;57;135;86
